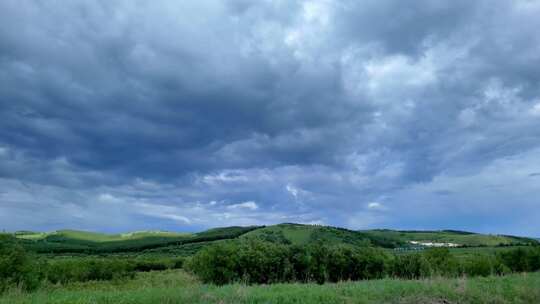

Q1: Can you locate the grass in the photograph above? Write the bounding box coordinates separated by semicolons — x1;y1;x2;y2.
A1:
2;270;540;304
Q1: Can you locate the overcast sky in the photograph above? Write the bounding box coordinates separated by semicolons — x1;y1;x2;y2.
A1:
1;1;540;236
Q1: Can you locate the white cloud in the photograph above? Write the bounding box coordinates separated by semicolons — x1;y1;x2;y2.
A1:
227;201;258;210
364;55;437;93
530;103;540;116
286;184;299;198
98;193;122;204
135;202;192;224
458;108;477;127
367;201;387;211
202;170;250;184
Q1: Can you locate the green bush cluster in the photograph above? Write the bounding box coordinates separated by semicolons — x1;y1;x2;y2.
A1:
46;259;135;284
131;257;184;272
44;256;185;285
186;240;389;285
1;237;187;293
0;236;44;292
188;241;540;285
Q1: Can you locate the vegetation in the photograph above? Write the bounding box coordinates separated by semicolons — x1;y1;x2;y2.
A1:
15;226;262;254
362;229;538;247
0;237;183;292
0;235;43;292
10;224;537;256
1;269;540;304
240;224;398;247
186;239;540;285
2;224;540;303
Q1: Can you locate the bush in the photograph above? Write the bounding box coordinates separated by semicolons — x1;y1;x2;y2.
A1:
423;248;460;277
172;257;185;269
185;242;240;285
132;259;169;272
46;258;135;284
0;236;43;292
462;254;495;277
390;253;431;279
186;240;390;285
498;247;540;272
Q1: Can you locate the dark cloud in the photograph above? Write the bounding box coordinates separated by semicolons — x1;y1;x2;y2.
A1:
1;0;540;235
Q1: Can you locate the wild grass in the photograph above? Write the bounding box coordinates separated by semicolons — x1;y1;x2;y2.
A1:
1;270;539;304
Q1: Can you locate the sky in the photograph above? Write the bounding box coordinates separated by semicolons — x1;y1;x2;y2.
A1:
1;1;540;236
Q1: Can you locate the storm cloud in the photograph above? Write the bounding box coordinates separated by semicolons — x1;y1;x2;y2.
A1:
1;0;540;236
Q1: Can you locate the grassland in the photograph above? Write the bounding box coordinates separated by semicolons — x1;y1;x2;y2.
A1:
2;269;539;304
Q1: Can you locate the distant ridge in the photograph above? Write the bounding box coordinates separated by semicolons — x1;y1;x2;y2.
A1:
5;223;538;255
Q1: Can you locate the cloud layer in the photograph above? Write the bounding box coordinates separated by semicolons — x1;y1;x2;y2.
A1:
1;0;540;235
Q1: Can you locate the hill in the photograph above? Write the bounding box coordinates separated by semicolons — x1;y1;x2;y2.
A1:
239;223;405;248
361;229;538;247
239;224;536;248
7;224;538;254
13;226;261;254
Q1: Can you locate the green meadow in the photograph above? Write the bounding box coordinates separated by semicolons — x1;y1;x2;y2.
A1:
2;270;539;304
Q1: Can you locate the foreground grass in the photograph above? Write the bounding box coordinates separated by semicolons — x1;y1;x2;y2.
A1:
2;270;540;304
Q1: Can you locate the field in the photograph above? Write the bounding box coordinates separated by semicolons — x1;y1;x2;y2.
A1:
1;269;539;304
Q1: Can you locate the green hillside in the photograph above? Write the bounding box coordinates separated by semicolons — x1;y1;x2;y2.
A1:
7;224;538;255
13;226;262;254
361;229;538;247
15;230;192;242
239;224;537;248
240;223;404;248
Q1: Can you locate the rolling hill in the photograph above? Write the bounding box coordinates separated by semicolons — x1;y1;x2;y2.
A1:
360;229;537;247
12;226;262;254
6;223;538;255
240;224;537;248
239;223;405;248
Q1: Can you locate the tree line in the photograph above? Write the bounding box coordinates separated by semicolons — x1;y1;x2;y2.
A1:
186;240;540;285
0;235;184;292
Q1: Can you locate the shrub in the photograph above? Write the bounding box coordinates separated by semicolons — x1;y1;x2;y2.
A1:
185;242;240;285
0;236;43;292
498;247;540;272
187;240;390;285
132;259;169;272
462;254;495;277
390;253;431;279
46;258;135;284
423;248;460;277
